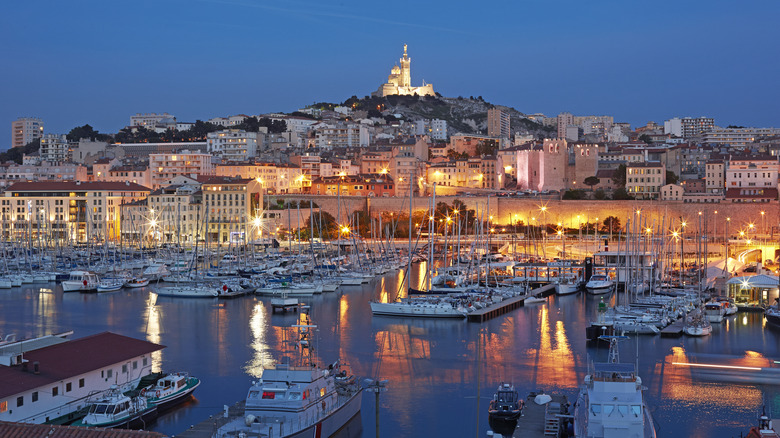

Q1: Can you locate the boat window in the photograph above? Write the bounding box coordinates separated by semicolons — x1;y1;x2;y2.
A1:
262;391;276;399
617;405;628;417
590;404;601;416
603;405;614;416
95;404;108;414
178;380;185;388
106;405;115;414
289;392;302;400
631;405;642;417
248;390;260;399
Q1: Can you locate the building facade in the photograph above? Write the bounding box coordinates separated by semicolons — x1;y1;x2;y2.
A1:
39;134;69;162
487;108;510;139
201;177;263;243
310;174;395;197
207;130;258;161
149;150;214;188
11;117;44;148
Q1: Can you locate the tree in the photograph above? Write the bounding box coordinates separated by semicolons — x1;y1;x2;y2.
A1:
446;149;469;159
0;139;39;164
612;187;634;200
583;176;600;191
612;164;627;188
475;139;499;156
666;170;679;185
304;210;337;239
67;124;109;142
601;216;621;233
594;189;607;200
639;134;652;145
562;189;587;200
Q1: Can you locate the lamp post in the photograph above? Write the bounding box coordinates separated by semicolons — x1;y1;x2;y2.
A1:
364;378;389;438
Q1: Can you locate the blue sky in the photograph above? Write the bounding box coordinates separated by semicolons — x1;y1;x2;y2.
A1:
1;0;778;141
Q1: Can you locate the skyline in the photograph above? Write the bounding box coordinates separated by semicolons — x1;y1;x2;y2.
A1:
2;0;779;138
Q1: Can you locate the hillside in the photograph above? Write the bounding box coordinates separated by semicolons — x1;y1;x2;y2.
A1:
339;95;555;139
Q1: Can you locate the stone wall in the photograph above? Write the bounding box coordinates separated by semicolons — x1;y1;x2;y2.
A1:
268;193;780;236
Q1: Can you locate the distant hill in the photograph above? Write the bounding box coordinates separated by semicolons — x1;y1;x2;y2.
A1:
338;94;555;138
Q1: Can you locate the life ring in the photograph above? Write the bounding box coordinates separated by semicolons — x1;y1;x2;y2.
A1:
83;280;88;286
141;388;146;395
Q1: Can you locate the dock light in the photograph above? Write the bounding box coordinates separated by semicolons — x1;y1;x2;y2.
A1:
646;228;652;235
672;231;679;238
749;223;755;230
557;230;562;236
453;210;459;214
429;216;434;221
540;206;547;212
746;239;752;244
253;217;262;227
740;231;745;237
681;221;687;228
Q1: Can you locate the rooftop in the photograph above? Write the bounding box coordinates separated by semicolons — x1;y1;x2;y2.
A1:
0;421;165;438
5;181;151;192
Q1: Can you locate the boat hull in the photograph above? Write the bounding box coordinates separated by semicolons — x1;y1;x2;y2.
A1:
586;283;613;295
370;302;466;318
488;412;520;437
284;390;362;438
556;283;579;295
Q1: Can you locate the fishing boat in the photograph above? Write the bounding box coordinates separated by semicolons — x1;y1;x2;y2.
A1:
215;308;362;438
73;388;157;429
140;372;200;412
126;277;150;288
61;271;100;292
488;383;523;437
574;335;656;437
585;275;614;295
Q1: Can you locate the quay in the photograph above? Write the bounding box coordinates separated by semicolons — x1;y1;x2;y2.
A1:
468;284;556;323
175;401;244;438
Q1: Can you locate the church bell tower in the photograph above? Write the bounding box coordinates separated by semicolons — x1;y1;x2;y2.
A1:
400;44;411;88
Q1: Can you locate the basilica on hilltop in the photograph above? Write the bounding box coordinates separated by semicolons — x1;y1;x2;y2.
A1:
372;44;435;97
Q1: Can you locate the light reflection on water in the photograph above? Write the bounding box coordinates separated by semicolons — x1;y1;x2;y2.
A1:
0;268;778;437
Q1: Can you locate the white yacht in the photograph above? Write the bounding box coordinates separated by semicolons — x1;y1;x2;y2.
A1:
370;297;468;318
574;336;656;438
153;284;219;298
704;302;726;323
61;271;100;292
73;388;157;429
586;275;614;295
215;309;362;438
556;272;581;295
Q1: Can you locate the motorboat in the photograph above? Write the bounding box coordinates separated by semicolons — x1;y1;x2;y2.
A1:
524;295;547;304
765;299;780;328
586;275;614;295
488;383;523;437
215;308;362;438
126;277;150;288
61;271;99;292
73;388;157;429
704;302;726;323
612;319;660;335
141;372;200;412
0;277;12;289
370;297;468;318
574;335;656;437
143;263;171;281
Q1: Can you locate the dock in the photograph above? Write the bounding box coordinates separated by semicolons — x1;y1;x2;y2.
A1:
502;393;570;438
468;284;556;323
660;318;684;337
175;401;244;438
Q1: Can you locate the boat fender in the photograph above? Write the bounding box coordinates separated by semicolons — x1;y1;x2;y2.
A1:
223;284;228;291
322;401;326;410
245;415;256;426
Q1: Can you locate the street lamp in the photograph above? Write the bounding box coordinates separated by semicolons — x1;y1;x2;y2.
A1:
364;378;389;438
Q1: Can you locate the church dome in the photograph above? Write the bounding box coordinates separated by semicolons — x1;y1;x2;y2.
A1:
391;65;401;74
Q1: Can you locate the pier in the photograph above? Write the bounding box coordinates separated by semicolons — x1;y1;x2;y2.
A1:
660;318;685;337
500;393;570;438
468;284;556;323
175;401;244;438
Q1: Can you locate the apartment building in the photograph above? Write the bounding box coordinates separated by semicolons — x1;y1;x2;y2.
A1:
703;127;780;148
39;134;69;162
11;117;44;148
129;112;175;128
725;155;779;202
207;130;258;161
144;184;204;243
705;160;725;194
310;174;395;197
487;108;510;139
0;162;87;188
215;162;304;194
149;150;214;188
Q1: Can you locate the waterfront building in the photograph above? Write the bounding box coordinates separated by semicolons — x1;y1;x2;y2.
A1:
726;274;779;307
1;181;150;242
359;149;392;175
626;162;666;200
0;332;162;424
660;183;684;201
201;176;263;243
39;134;70;162
372;44;435;97
703;127;780;148
487;108;510;139
310;174;395;197
389;138;428;196
215;162;303;194
515;139;598;192
149;150;214;188
207;130;258;162
142;184;203;243
11;117;44;148
0;162;87;188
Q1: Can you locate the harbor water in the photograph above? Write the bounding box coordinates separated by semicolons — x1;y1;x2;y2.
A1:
1;263;779;438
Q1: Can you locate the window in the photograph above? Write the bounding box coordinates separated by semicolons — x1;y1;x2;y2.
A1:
107;369;113;378
79;378;84;388
590;404;601;416
52;386;59;397
133;361;137;370
16;396;23;407
122;364;128;373
66;382;72;392
32;392;38;402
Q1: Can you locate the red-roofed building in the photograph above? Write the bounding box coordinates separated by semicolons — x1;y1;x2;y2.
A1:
0;332;163;424
2;181;150;242
0;421;164;438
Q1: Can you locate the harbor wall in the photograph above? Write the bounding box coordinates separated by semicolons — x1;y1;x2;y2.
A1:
269;194;780;235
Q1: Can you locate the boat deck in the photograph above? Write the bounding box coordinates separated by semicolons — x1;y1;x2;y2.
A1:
175;400;244;438
506;394;570;438
468;284;556;323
